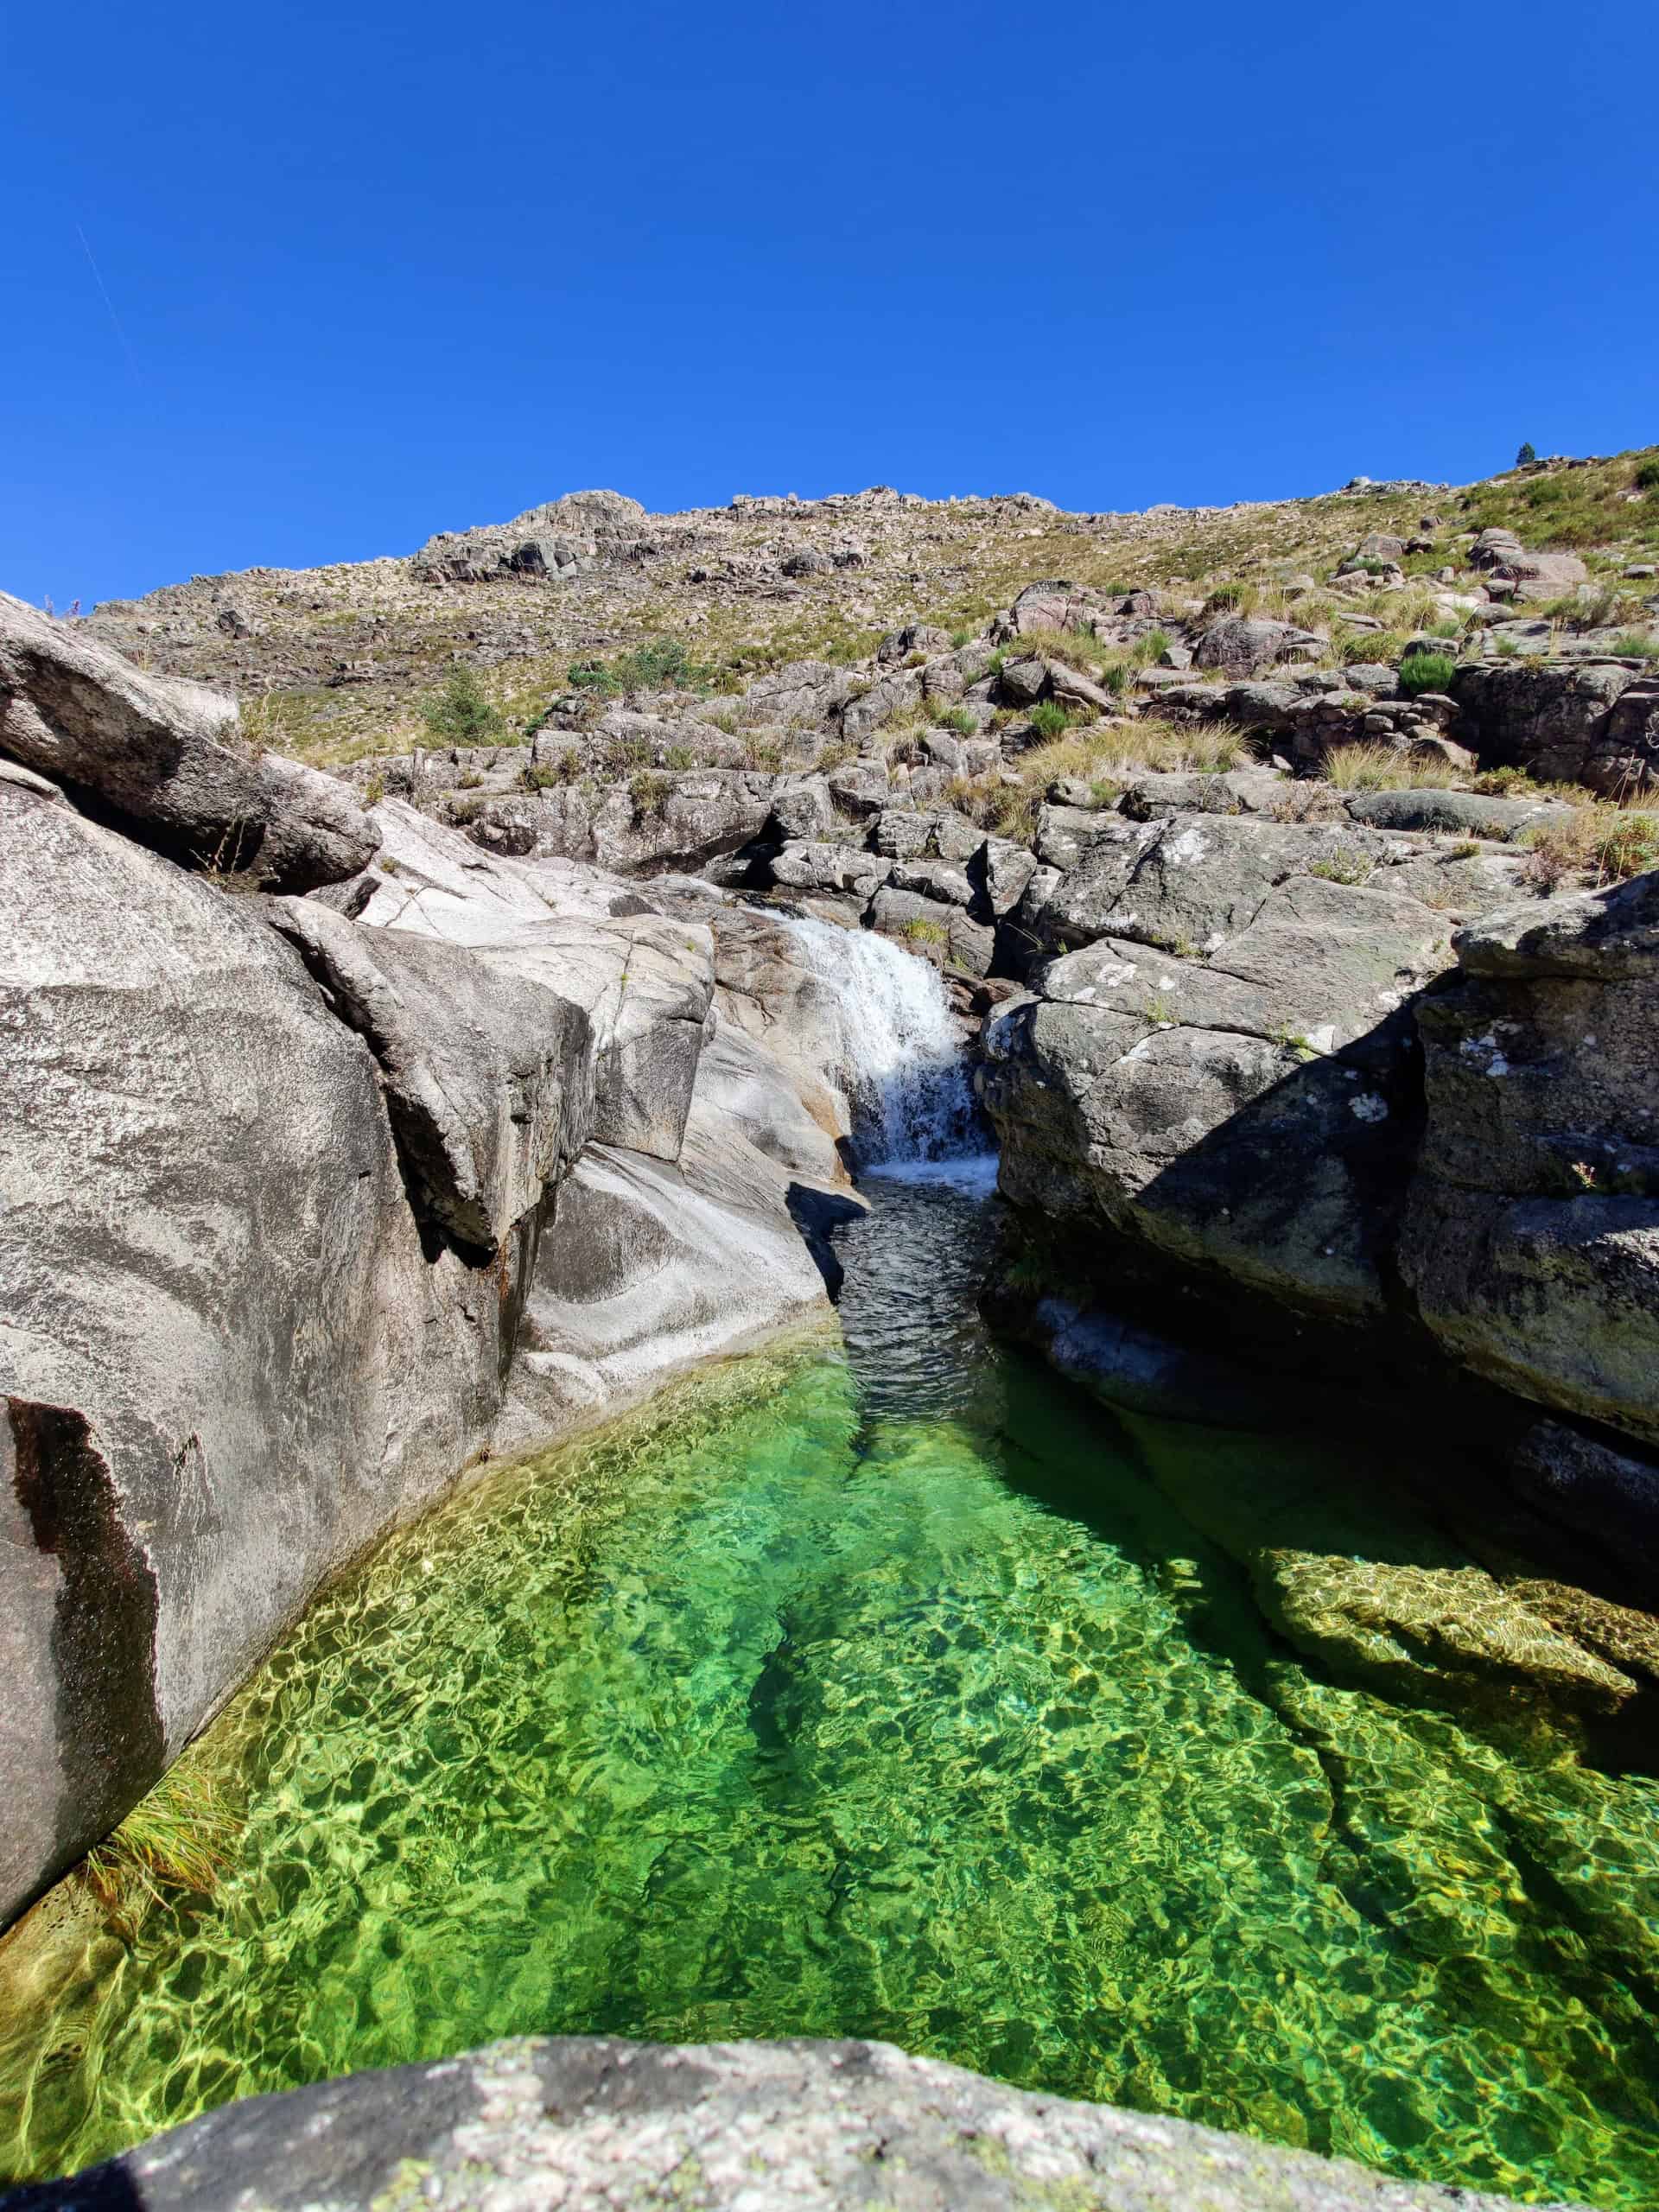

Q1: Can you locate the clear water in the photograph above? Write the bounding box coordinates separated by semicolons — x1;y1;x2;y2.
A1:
5;1173;1659;2205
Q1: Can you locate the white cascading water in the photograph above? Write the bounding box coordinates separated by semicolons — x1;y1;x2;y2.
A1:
787;918;995;1185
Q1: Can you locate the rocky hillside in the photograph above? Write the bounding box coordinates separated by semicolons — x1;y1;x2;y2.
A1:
79;448;1659;770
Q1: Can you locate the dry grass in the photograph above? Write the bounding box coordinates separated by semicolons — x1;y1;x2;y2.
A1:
1517;804;1659;892
1320;741;1462;792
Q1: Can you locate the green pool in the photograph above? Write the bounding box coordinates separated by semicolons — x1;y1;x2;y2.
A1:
3;1172;1657;2204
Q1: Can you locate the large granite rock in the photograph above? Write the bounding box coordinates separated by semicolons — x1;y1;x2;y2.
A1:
266;899;595;1255
0;780;517;1926
0;2035;1568;2212
1450;661;1647;793
1402;873;1659;1446
0;756;844;1931
0;591;378;889
981;867;1447;1320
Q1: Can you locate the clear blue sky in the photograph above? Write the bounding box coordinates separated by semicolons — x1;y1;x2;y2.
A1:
3;0;1655;610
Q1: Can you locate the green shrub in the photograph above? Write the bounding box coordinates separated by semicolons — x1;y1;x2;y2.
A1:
932;704;977;736
422;667;504;746
568;636;706;697
1612;632;1659;661
1397;651;1458;697
901;917;949;947
1308;849;1376;887
1027;701;1072;740
1516;442;1537;466
630;770;671;817
950;628;972;649
1634;459;1659;493
1204;582;1248;613
523;751;578;791
664;743;696;769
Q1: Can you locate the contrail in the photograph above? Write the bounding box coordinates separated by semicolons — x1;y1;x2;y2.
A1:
76;223;142;385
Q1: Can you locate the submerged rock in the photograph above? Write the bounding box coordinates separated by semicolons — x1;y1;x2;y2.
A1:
0;2035;1575;2212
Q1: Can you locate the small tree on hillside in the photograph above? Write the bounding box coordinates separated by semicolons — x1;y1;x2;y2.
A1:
1516;441;1537;466
423;666;505;746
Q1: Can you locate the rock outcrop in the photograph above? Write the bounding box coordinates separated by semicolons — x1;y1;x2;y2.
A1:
1402;873;1659;1446
0;696;849;1929
0;590;378;890
0;2036;1569;2212
0;777;516;1926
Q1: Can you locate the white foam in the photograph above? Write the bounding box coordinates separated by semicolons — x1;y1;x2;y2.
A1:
785;918;982;1167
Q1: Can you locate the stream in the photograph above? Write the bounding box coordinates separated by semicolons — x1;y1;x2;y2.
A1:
3;936;1659;2204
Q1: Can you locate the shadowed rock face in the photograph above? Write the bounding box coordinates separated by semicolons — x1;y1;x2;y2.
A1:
1402;874;1659;1446
0;2035;1580;2212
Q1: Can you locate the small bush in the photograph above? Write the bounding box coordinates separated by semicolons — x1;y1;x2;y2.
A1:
932;704;977;736
1612;632;1659;661
630;770;671;817
422;667;503;746
950;628;972;649
1027;701;1072;741
1308;849;1376;887
1634;459;1659;493
901;917;950;947
1323;741;1409;792
363;772;385;807
1516;442;1537;466
1520;804;1659;892
568;636;706;697
1397;650;1458;698
664;744;696;769
1474;766;1538;796
523;751;578;791
1204;582;1249;614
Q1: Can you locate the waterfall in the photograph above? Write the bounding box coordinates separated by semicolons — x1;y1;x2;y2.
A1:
786;918;991;1182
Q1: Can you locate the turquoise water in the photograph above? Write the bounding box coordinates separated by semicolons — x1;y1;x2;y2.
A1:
3;1172;1659;2202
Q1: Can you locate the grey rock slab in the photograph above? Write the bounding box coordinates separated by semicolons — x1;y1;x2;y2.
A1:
0;781;510;1926
2;2034;1554;2212
1450;662;1641;792
1042;813;1408;959
0;588;378;891
1121;767;1287;820
1344;789;1572;841
1193;615;1319;677
1402;871;1659;1446
351;803;716;1161
770;839;893;898
267;899;594;1255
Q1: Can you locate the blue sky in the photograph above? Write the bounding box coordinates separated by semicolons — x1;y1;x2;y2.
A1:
3;0;1655;609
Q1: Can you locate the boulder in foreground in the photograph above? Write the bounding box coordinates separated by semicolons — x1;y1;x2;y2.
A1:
0;2035;1575;2212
